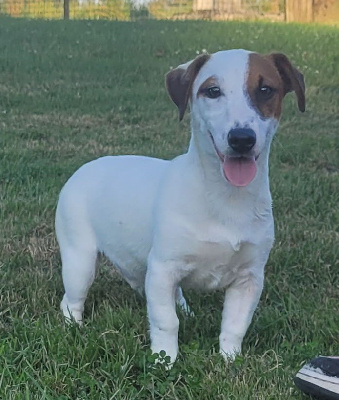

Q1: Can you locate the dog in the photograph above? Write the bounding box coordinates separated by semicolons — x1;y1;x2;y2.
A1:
56;49;305;364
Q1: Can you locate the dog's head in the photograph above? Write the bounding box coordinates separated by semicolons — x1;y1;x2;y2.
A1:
166;49;305;187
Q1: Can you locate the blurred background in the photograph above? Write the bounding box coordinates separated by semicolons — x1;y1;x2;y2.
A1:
0;0;338;24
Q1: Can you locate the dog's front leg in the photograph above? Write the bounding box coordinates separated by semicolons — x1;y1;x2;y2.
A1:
145;257;179;365
219;273;264;360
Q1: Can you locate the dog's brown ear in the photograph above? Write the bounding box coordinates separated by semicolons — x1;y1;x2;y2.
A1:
166;54;210;121
268;53;306;112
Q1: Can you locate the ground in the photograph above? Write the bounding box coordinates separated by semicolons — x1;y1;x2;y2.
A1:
0;17;338;399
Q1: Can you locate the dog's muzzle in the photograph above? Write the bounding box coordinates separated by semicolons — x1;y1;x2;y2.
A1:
227;128;256;154
209;128;258;187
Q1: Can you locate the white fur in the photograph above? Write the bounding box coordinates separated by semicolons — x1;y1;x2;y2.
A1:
56;49;277;364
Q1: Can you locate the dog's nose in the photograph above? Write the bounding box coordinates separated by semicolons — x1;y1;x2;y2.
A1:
227;128;256;154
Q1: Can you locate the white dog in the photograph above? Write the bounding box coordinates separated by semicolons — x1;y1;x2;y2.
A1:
56;49;305;364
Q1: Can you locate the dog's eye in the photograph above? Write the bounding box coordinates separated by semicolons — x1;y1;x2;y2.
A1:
205;86;221;99
258;85;275;99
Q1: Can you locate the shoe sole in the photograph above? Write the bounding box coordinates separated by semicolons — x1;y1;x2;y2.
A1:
294;367;339;400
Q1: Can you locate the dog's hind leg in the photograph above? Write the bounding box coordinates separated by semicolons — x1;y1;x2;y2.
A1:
60;245;97;324
56;197;98;324
176;287;194;317
59;243;97;324
55;177;98;323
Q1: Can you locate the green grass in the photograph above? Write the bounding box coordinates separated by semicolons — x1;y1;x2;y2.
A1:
0;16;338;399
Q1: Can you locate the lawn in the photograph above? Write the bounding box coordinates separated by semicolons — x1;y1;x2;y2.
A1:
0;16;338;399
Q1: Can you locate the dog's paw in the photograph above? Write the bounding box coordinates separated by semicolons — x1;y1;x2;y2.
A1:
178;301;195;318
175;288;195;317
220;344;241;362
60;297;83;325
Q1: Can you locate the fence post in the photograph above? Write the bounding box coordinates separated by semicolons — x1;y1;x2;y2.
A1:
285;0;314;22
64;0;70;19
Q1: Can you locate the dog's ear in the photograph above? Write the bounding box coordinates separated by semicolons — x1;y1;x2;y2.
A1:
166;54;210;121
268;53;306;112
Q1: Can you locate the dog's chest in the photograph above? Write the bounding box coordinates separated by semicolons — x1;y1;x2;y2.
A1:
179;222;269;291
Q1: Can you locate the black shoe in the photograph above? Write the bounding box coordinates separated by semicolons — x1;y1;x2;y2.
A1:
294;356;339;399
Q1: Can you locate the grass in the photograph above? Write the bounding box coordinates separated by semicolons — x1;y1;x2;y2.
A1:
0;16;338;399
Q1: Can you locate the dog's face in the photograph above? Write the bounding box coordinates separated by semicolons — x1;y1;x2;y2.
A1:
166;49;305;187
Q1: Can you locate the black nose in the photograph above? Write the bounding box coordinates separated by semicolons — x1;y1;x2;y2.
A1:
227;128;256;154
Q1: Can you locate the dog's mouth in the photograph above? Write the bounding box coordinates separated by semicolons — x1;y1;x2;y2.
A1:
209;132;258;187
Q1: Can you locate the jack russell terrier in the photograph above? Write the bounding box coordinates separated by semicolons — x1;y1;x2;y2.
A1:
56;49;305;364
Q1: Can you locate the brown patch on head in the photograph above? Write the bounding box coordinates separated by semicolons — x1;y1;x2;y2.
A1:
166;54;210;121
247;53;285;119
247;52;305;119
197;77;217;97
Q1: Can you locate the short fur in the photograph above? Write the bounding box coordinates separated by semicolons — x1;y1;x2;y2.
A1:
56;49;305;364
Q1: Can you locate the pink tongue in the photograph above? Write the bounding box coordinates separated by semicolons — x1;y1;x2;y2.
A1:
223;157;257;187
